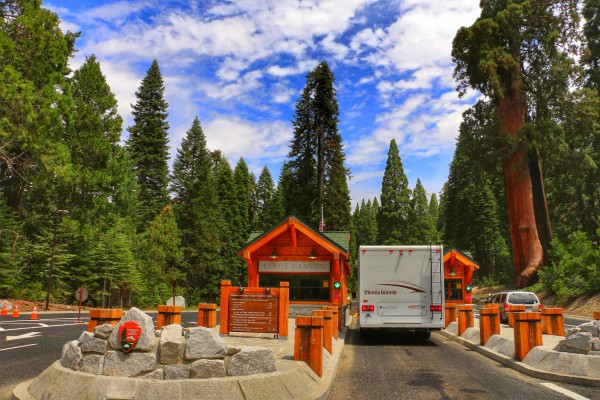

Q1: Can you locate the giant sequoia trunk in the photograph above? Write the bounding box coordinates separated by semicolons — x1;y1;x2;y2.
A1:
498;90;544;288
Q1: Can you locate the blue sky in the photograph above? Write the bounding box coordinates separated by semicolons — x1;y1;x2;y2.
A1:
47;0;481;206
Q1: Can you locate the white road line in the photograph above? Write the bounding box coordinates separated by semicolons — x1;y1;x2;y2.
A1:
541;382;590;400
0;322;86;332
0;343;38;352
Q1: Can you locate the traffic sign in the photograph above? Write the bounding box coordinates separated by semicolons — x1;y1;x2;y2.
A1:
75;287;88;302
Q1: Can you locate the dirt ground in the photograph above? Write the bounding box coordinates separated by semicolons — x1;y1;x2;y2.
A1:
0;299;91;313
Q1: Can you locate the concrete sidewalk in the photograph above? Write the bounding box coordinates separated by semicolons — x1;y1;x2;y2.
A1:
13;318;345;400
441;319;600;388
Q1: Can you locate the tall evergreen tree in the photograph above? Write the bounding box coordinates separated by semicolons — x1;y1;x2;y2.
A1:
0;0;78;215
583;0;600;91
452;0;580;286
231;158;252;286
407;179;430;243
126;59;170;229
286;61;350;228
170;117;224;302
427;193;440;243
378;139;411;244
0;194;25;296
252;166;281;230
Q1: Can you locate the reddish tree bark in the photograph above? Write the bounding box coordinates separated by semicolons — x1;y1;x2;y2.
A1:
498;89;544;288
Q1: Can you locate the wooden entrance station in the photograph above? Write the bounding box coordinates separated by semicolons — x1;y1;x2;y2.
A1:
443;249;480;304
237;216;351;307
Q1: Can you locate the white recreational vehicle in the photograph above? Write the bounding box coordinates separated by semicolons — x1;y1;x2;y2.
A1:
358;245;444;338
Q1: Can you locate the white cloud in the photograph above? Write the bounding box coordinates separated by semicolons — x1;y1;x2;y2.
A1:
204;117;292;162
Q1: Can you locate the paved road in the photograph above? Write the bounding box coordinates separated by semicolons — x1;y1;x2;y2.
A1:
0;311;203;399
329;325;600;400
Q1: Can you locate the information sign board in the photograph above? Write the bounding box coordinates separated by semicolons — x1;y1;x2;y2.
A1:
228;292;279;334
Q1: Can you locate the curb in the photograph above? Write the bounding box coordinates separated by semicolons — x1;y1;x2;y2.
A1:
314;329;346;400
439;330;600;387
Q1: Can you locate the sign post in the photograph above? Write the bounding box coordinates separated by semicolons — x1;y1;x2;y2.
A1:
75;287;88;323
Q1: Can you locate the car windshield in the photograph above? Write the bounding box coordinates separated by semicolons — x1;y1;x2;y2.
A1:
509;293;538;304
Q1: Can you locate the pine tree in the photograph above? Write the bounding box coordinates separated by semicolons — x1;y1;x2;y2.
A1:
286;61;350;228
427;193;440;243
231;158;252;285
170;117;224;302
0;194;26;296
407;179;430;243
67;54;123;223
378;139;411;244
252;166;279;230
126;59;170;229
135;205;183;305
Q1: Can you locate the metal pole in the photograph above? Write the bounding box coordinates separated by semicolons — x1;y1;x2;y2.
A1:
76;287;83;323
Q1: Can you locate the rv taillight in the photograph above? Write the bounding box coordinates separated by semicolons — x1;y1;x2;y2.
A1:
430;305;442;312
361;305;375;312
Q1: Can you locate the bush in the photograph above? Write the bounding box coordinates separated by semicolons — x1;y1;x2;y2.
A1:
540;231;600;305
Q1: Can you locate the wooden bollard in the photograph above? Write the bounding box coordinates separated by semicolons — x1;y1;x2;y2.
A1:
445;303;457;328
508;305;526;327
197;303;217;328
541;308;565;336
513;312;543;361
88;309;123;332
294;316;323;377
157;305;182;329
457;304;474;336
313;310;333;354
594;312;600;320
324;306;339;339
479;308;500;345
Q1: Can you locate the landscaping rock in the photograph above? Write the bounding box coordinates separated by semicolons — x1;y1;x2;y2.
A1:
60;340;83;370
103;351;156;377
185;327;228;360
108;307;155;352
564;332;594;353
227;345;242;356
166;296;185;308
79;331;108;354
164;364;190;380
80;354;104;375
227;346;276;376
190;359;227;378
159;324;184;365
93;324;115;339
579;322;599;337
142;368;164;380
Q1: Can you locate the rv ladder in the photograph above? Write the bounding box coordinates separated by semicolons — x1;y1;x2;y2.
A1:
429;244;443;320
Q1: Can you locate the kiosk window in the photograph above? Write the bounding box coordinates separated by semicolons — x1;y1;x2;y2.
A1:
445;279;463;301
260;274;329;301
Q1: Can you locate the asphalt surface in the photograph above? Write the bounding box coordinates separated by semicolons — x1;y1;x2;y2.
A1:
329;323;600;400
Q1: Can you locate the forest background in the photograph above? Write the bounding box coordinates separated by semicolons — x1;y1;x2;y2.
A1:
1;0;599;309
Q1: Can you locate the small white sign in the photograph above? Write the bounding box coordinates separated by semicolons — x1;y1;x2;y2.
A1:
259;260;330;273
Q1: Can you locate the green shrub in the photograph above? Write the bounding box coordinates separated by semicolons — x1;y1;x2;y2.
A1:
541;231;600;305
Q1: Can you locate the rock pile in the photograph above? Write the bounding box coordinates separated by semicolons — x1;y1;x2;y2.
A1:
60;307;276;379
557;320;600;355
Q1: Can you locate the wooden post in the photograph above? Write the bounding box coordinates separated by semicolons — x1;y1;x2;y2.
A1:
479;308;500;345
197;303;217;328
445;303;457;328
593;312;600;320
309;316;324;377
313;310;333;354
278;281;289;339
513;312;543;361
508;305;526;327
157;305;182;329
457;304;474;336
220;280;231;335
324;306;339;339
541;308;565;336
294;316;312;362
88;309;123;332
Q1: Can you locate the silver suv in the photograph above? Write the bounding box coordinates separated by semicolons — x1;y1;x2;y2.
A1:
486;291;542;324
